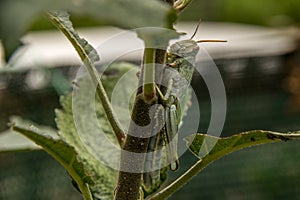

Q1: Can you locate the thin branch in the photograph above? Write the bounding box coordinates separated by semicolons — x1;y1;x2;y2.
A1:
47;12;126;146
146;158;203;200
84;57;126;145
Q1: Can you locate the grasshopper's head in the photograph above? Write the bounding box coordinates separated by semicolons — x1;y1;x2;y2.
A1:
169;40;199;58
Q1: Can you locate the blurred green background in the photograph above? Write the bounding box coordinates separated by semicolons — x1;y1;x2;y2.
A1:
179;0;300;26
27;0;300;30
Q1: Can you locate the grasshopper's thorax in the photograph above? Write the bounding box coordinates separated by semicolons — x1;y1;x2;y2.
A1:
167;39;199;84
169;39;199;58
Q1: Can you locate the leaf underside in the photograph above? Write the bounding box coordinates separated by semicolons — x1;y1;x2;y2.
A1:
0;0;176;61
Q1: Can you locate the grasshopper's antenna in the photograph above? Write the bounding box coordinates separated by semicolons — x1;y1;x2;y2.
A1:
196;40;227;43
190;20;227;43
190;19;202;40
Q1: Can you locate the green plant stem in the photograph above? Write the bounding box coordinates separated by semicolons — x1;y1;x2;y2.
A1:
47;12;126;146
114;50;157;200
113;0;173;195
114;36;170;200
114;94;152;200
79;183;94;200
87;59;126;146
143;48;157;102
146;158;204;200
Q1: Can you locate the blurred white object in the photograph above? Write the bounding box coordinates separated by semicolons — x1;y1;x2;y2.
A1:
2;22;298;69
176;22;297;59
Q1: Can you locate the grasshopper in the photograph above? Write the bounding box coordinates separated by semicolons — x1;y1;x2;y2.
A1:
142;22;226;193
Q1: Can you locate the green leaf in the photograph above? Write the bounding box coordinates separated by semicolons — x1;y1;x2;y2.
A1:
0;116;58;152
147;130;300;200
9;62;139;200
49;9;140;198
56;62;139;200
0;129;40;152
49;10;129;144
57;62;139;149
10;122;94;200
0;0;176;61
185;130;300;160
47;11;100;63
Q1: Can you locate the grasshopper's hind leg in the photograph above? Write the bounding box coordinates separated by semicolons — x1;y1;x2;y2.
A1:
165;104;179;171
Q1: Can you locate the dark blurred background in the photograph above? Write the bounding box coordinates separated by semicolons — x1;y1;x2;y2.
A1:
1;0;300;199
